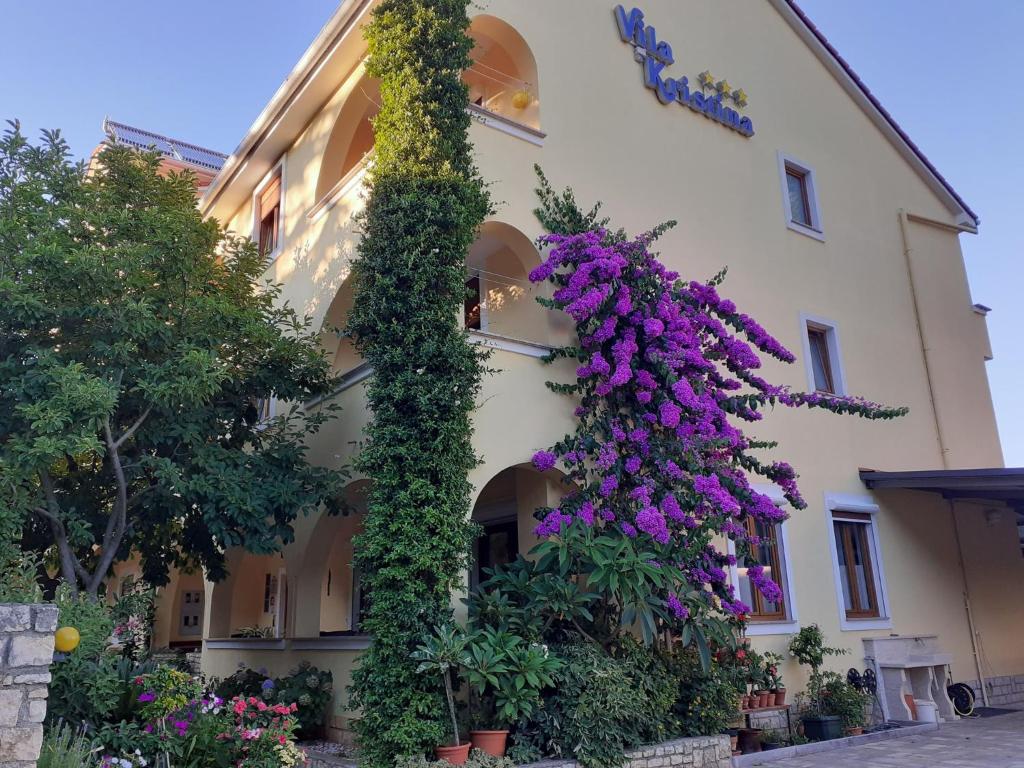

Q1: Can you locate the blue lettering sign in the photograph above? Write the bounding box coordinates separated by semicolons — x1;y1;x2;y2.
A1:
613;5;754;138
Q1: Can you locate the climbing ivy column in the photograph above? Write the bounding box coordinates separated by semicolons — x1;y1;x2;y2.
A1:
346;0;490;765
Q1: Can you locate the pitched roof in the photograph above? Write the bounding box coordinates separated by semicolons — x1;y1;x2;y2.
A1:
776;0;979;227
103;118;227;173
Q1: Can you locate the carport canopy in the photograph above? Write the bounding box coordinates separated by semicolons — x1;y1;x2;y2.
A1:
860;467;1024;509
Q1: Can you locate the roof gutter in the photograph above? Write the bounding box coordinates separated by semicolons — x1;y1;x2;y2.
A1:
199;0;369;215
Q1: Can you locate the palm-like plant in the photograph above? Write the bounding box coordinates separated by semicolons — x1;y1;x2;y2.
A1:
412;625;470;746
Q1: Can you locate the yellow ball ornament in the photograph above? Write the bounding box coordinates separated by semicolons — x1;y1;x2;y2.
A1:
511;89;531;110
54;626;80;653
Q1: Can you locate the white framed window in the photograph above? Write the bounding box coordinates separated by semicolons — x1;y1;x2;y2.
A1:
825;493;892;631
252;160;286;264
778;152;824;241
799;313;846;396
728;486;799;636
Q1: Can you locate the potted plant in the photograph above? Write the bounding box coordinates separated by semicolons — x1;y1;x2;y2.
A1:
789;625;848;741
412;625;472;765
818;671;871;735
764;652;786;706
746;650;766;708
463;627;560;756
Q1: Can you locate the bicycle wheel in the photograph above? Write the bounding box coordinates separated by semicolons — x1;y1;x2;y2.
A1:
947;682;975;717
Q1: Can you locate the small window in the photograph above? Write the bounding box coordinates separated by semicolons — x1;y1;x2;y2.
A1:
807;326;835;394
778;153;823;240
832;512;881;619
801;316;845;396
737;518;789;622
786;169;811;227
465;274;483;330
254;168;283;262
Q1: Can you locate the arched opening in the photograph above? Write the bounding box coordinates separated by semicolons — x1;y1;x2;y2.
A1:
315;71;380;203
471;465;570;589
465;15;540;130
207;550;288;639
465;221;547;344
294;480;371;637
321;273;362;376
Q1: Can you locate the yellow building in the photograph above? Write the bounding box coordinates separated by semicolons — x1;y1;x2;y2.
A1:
169;0;1024;738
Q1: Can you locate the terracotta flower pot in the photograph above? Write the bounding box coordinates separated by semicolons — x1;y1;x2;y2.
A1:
470;730;508;757
435;744;472;765
845;726;864;736
774;688;787;706
758;691;771;708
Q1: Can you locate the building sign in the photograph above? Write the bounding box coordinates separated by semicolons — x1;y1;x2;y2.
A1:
614;6;754;138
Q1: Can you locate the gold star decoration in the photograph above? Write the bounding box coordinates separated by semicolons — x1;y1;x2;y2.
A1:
716;79;732;95
698;70;715;89
732;89;748;108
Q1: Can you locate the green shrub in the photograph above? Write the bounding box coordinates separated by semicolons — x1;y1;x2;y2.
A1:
274;661;334;739
0;552;43;603
669;647;741;737
512;640;676;768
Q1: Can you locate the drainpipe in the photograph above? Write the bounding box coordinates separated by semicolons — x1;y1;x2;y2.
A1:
898;209;950;469
948;497;990;706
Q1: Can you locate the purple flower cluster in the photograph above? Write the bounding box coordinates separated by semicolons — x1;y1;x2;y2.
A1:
527;227;904;625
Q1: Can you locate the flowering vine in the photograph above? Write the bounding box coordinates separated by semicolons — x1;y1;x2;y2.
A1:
527;172;906;638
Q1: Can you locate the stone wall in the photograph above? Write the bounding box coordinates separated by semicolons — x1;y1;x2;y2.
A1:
964;674;1024;708
521;735;731;768
307;735;732;768
0;604;57;768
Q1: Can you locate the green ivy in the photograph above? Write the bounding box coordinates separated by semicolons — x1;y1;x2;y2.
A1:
346;1;490;765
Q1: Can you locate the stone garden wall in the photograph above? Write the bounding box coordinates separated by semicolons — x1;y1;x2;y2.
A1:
0;604;57;767
523;735;731;768
306;735;732;768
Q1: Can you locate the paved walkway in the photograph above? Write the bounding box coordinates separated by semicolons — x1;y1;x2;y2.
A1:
749;711;1024;768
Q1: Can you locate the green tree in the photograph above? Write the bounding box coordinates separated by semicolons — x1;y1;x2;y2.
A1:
0;122;345;598
345;0;490;763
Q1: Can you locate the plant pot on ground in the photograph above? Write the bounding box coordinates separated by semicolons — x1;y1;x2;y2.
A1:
468;730;508;757
801;715;843;742
846;726;864;736
737;728;763;754
435;744;472;765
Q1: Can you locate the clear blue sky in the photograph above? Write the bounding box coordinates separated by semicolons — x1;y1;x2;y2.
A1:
3;2;1022;464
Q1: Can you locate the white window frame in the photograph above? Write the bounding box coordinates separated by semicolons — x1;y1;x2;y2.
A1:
799;313;847;396
252;158;287;266
825;493;892;631
728;484;799;636
778;151;824;241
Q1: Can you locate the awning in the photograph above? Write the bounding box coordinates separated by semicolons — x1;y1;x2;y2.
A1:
860;467;1024;509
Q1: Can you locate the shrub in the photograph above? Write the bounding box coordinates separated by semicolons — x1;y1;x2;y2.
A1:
0;552;43;603
512;640;676;768
274;661;334;739
670;647;742;737
214;661;333;739
809;671;871;730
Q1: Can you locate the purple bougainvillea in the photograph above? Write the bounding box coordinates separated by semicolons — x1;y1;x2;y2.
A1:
528;225;905;627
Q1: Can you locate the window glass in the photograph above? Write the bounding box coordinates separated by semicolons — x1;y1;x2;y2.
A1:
737;518;786;620
786;169;810;227
257;175;281;259
807;327;834;393
465;275;482;330
833;517;880;618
